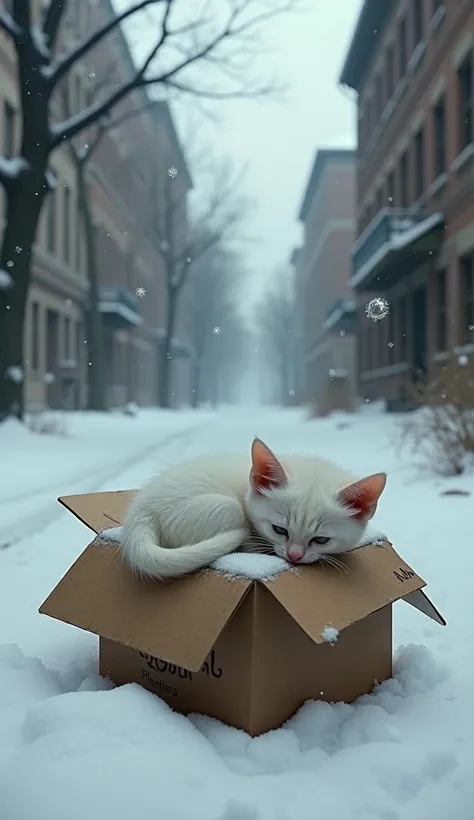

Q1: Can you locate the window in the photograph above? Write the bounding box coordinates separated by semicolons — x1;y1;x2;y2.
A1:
63;185;71;263
76;207;82;272
399;151;409;207
3;101;15;158
457;56;473;152
398;17;407;78
436;271;447;351
461;254;474;343
413;0;424;47
47;188;56;253
64;317;71;360
31;302;39;371
386;46;394;100
433;96;446;177
414;126;425;200
387;170;395;205
398;296;407;360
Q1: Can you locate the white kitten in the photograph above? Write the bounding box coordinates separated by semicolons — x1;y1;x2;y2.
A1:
121;438;386;580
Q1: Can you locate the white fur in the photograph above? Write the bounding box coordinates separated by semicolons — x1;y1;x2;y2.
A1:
121;449;381;580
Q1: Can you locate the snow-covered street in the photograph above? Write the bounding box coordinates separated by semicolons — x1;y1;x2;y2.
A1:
1;406;473;820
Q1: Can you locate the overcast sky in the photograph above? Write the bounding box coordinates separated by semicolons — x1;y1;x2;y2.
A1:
171;0;364;293
119;0;364;296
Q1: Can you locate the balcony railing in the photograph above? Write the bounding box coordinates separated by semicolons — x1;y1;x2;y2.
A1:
351;208;444;290
99;286;142;329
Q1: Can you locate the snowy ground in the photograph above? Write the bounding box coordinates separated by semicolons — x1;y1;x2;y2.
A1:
0;404;473;820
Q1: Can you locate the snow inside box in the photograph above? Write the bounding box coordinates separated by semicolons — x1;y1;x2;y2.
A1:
39;490;446;736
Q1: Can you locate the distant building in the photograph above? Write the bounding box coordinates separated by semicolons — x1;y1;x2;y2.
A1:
297;149;357;415
340;0;474;409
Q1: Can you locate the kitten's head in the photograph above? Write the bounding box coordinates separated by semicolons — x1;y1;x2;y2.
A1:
245;438;386;565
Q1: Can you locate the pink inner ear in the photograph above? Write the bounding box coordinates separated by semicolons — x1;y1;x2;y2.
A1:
337;473;387;520
251;438;287;494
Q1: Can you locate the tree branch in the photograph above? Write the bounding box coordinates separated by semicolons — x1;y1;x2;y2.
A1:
48;0;166;86
42;0;67;49
51;0;290;148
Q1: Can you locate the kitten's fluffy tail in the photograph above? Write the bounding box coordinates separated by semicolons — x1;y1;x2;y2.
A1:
121;525;246;580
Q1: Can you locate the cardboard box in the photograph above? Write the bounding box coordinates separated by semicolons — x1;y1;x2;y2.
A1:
39;490;446;737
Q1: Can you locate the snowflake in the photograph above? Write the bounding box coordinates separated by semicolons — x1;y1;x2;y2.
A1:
470;325;474;332
212;326;221;335
458;354;469;367
88;72;96;79
288;389;295;396
44;372;55;384
186;257;191;263
365;297;390;322
6;260;14;267
14;246;22;254
167;166;178;179
340;329;345;337
136;286;146;298
388;341;394;348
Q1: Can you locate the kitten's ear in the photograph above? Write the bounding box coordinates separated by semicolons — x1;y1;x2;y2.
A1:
337;473;387;521
250;438;287;494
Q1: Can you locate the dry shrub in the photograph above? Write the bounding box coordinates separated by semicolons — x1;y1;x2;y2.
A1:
397;356;474;476
27;412;68;437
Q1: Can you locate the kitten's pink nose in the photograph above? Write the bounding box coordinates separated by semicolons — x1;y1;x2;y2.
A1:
288;545;304;564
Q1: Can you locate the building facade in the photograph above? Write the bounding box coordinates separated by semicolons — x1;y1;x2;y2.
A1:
1;0;192;412
341;0;474;408
297;149;357;416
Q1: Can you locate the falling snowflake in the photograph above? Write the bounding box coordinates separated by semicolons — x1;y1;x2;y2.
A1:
388;341;394;348
166;353;172;359
288;389;295;396
167;166;178;179
469;325;474;332
136;286;146;298
6;260;14;267
84;143;89;150
14;246;22;254
186;257;191;263
44;372;55;384
212;326;221;335
365;297;390;322
88;72;96;79
340;329;345;337
458;354;469;367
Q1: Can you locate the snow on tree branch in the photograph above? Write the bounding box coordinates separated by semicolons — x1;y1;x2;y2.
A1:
0;9;21;40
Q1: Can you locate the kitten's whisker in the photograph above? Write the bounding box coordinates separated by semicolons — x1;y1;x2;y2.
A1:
320;554;353;579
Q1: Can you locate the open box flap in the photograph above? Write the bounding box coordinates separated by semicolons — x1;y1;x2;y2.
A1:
262;542;437;643
402;589;446;625
39;542;251;672
58;490;137;534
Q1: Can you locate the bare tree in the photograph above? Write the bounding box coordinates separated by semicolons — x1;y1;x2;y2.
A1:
186;243;244;407
0;0;294;421
153;159;249;408
256;273;297;405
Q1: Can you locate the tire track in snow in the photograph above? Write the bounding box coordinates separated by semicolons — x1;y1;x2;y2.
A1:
0;420;208;550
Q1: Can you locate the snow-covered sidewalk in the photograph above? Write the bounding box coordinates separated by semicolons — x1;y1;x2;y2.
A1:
0;405;473;820
0;408;213;548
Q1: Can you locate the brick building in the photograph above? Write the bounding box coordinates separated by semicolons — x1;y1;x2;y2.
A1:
1;0;192;411
297;149;357;415
340;0;474;408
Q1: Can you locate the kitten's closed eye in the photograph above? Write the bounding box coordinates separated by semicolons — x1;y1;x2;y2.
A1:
272;524;288;537
310;536;331;545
